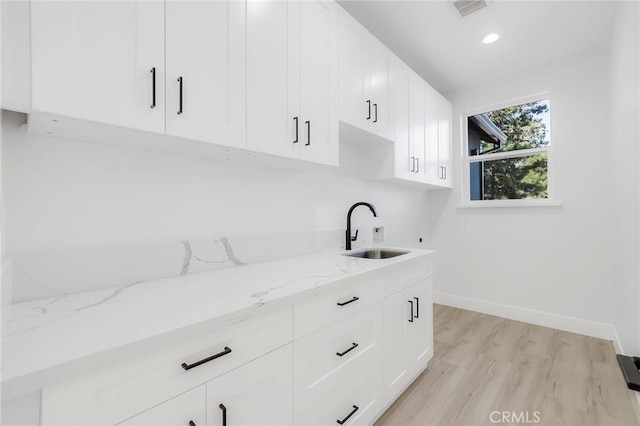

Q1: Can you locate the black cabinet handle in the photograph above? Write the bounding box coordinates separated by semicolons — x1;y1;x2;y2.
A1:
366;100;371;120
219;404;227;426
150;67;156;109
416;158;419;173
305;120;311;146
337;296;359;306
293;116;299;143
444;166;447;179
408;300;414;322
336;342;359;357
181;346;231;370
177;77;183;115
410;156;415;172
337;405;359;425
373;103;378;123
414;297;419;318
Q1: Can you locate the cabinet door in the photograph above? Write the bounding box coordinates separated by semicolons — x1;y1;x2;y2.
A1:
206;345;293;426
425;85;441;184
31;1;164;133
407;278;433;375
409;74;427;183
165;1;245;148
390;60;413;181
382;285;414;403
299;0;338;166
246;0;299;159
119;386;205;426
438;96;453;188
338;9;369;129
367;40;391;140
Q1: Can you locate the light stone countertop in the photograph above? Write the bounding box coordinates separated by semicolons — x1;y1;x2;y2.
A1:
1;246;434;400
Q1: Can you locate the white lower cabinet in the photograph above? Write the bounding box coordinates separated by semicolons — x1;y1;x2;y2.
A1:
294;358;384;426
24;259;433;426
119;386;205;426
206;345;293;426
293;303;382;417
382;277;433;404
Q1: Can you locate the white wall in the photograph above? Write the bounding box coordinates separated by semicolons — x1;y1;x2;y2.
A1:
428;51;616;339
1;110;430;302
609;1;640;355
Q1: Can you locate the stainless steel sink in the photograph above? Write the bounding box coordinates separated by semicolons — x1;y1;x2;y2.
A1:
343;249;410;259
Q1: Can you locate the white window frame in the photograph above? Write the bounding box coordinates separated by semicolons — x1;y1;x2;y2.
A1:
459;92;559;208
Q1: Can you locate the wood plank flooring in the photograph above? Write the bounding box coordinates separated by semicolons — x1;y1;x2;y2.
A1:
375;304;640;426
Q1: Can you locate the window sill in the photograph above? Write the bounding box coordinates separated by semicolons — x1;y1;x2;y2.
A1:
457;199;562;209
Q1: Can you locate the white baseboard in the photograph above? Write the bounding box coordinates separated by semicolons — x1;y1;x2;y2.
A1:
434;291;616;341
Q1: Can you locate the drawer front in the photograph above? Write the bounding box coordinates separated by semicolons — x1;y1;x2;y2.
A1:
294;274;383;339
294;358;383;426
41;307;293;426
118;386;205;426
293;303;382;418
380;258;432;298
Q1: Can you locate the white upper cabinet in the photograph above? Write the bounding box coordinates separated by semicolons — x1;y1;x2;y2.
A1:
390;60;413;181
338;9;391;140
31;1;165;134
437;95;453;188
247;0;338;166
246;0;298;159
409;73;428;184
165;0;246;148
299;0;339;165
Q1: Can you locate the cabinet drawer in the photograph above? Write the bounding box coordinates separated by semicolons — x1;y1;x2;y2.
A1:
41;307;292;426
294;274;382;339
294;358;383;426
380;258;432;297
293;303;382;418
118;386;205;426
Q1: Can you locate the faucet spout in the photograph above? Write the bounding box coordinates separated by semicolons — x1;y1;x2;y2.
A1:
345;202;378;251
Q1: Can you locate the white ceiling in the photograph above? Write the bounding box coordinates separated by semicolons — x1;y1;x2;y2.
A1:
337;0;620;94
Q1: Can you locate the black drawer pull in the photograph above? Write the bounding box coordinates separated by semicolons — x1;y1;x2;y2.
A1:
219;404;227;426
337;296;359;307
336;342;359;357
414;297;420;318
181;347;231;370
337;405;359;425
177;76;183;115
408;300;414;322
150;67;156;109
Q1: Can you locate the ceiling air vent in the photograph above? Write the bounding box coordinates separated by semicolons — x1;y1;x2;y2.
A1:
452;0;488;17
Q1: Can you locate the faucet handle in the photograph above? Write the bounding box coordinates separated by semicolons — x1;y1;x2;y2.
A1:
350;229;359;242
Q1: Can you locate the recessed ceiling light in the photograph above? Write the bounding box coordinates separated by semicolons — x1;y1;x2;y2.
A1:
482;33;500;44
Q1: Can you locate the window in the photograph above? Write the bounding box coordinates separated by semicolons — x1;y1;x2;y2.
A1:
463;96;553;205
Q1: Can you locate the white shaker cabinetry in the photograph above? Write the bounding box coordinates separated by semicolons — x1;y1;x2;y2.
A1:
436;95;453;188
247;0;338;166
382;277;433;405
338;8;392;140
30;1;165;133
205;345;293;426
165;0;246;148
119;386;205;426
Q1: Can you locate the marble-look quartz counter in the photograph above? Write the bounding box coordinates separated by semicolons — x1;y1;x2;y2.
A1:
2;247;434;400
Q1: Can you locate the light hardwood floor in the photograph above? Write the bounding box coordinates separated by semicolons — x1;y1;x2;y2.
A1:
376;304;640;426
